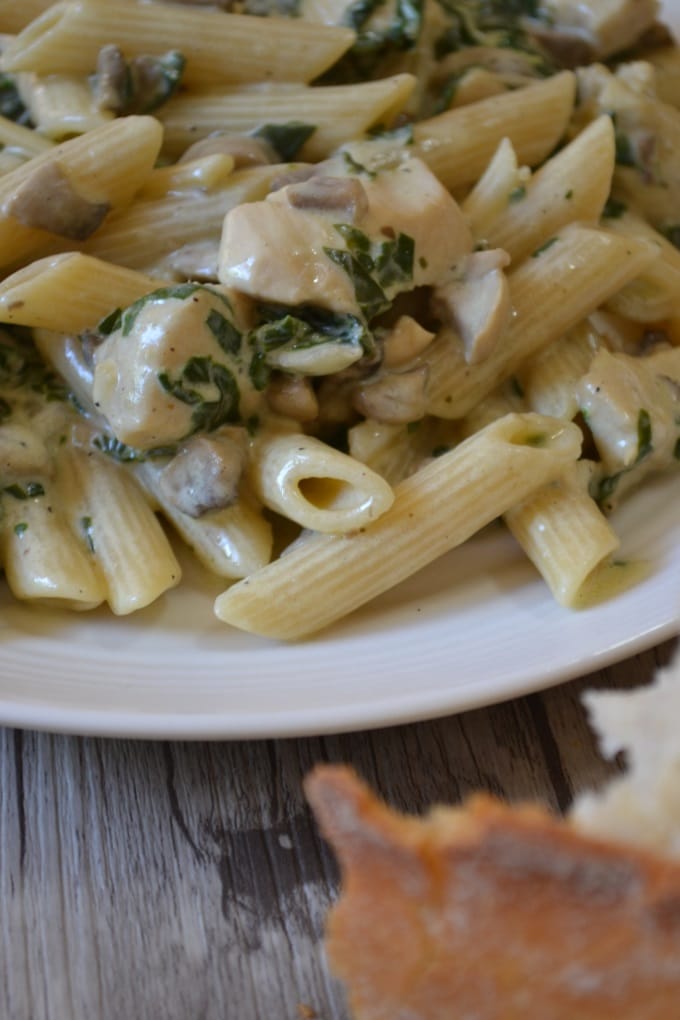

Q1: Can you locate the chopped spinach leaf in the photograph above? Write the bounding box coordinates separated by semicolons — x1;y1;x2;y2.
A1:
324;246;391;320
92;434;175;462
0;74;31;125
98;284;232;339
158;356;240;435
433;0;553;74
0;332;68;402
248;305;372;387
342;151;377;178
326;224;414;319
594;408;654;504
206;309;241;356
253;122;316;161
323;0;424;81
4;482;45;500
531;236;558;257
509;185;526;203
602;196;627;218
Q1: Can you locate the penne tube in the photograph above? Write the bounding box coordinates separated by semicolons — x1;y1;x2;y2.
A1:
518;321;602;421
504;462;620;607
215;413;582;639
0;253;160;332
82;163;282;271
1;0;356;87
0;115;163;270
0;0;55;32
16;71;113;138
461;137;524;240
250;432;395;533
413;72;576;190
425;225;658;420
0;485;107;610
136;460;274;580
482;115;615;263
56;445;182;615
158;75;416;161
0;113;54;157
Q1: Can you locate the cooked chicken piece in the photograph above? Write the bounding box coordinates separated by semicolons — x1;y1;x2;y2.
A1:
432;249;511;364
219;156;472;314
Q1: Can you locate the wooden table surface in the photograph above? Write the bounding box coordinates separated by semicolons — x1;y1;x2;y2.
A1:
1;636;677;1020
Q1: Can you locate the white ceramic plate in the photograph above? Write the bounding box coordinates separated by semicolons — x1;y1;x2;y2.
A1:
0;468;678;738
1;3;680;740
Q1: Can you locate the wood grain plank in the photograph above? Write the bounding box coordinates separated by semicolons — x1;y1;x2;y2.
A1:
0;640;675;1020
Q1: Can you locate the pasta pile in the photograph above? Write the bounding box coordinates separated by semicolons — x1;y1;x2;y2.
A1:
0;0;677;637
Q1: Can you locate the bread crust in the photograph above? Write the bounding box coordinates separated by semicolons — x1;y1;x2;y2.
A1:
305;765;680;1020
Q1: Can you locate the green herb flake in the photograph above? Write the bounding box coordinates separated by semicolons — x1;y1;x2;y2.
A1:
595;408;654;504
564;189;573;200
253;121;316;162
13;522;27;536
3;481;45;500
508;185;526;203
158;356;240;435
531;236;558;258
93;434;147;462
206;308;241;356
342;151;377;178
602;196;627;219
247;305;373;388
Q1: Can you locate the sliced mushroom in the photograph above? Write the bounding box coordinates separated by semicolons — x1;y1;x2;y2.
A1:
381;316;435;369
165;240;220;282
353;365;429;424
266;374;319;423
180;133;277;168
157;427;248;518
4;161;110;240
433;250;511;365
285;175;369;222
93;44;129;112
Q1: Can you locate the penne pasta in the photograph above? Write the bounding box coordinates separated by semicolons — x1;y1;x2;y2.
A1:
413;72;577;190
0;253;161;332
1;0;356;87
215;413;583;639
0;0;672;635
425;225;657;420
158;75;416;162
250;430;394;533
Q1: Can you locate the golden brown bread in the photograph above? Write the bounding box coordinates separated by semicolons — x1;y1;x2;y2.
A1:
305;765;680;1020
